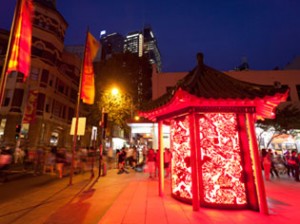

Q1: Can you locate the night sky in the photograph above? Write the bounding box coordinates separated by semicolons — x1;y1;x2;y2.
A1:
1;0;300;72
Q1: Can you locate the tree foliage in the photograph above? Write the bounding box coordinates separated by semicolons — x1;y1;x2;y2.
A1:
94;52;152;107
256;104;300;131
99;91;134;130
256;104;300;147
92;52;152;132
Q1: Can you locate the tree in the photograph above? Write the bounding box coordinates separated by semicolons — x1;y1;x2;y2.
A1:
256;104;300;148
92;52;152;136
99;89;134;130
94;52;152;109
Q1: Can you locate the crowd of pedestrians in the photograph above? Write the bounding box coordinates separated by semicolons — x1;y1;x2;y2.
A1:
4;143;298;184
0;145;99;182
261;148;300;182
113;146;172;179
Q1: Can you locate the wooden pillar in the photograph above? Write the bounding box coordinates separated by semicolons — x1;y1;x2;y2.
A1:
158;120;164;197
189;111;200;211
246;113;269;215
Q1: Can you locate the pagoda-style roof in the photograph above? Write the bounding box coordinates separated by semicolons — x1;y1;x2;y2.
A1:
139;53;289;121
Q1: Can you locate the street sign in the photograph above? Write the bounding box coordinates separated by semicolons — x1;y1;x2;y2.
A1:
70;117;86;135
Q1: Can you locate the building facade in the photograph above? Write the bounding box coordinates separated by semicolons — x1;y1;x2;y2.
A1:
98;25;162;72
100;32;124;60
0;0;93;149
123;26;162;72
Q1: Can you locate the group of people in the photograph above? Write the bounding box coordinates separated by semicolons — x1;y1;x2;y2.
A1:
261;148;300;182
145;148;172;179
114;146;172;179
0;145;98;181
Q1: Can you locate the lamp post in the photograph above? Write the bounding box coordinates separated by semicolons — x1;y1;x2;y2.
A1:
98;108;108;177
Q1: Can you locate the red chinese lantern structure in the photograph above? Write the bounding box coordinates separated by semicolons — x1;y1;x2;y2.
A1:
139;53;289;214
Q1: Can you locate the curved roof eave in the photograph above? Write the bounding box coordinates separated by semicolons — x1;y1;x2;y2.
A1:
139;53;289;121
139;88;289;122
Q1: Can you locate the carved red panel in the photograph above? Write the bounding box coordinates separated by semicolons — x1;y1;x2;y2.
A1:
170;116;192;201
199;113;247;206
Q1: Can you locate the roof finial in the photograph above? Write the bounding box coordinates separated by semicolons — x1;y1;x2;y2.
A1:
197;52;204;68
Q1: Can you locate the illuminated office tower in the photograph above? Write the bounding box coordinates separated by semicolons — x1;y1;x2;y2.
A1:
124;26;162;72
100;32;124;60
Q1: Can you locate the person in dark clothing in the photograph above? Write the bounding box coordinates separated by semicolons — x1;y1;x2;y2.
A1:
268;149;279;178
56;148;66;178
0;149;12;182
284;151;293;177
290;150;299;182
117;147;128;174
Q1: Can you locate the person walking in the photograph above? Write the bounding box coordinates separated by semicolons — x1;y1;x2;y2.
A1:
164;148;172;178
56;148;66;179
284;151;293;177
268;149;279;178
34;146;45;176
146;148;156;178
43;149;55;175
154;149;159;178
117;147;128;174
261;148;271;181
289;150;299;182
0;149;12;182
106;147;114;169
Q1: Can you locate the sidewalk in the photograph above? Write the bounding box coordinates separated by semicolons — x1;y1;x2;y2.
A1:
1;168;300;224
98;174;300;224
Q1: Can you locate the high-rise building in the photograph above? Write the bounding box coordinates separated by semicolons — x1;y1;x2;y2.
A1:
124;31;144;57
100;32;124;60
96;26;162;71
123;26;162;72
142;26;162;72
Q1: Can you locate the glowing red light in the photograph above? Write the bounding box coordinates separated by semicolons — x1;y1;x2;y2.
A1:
171;116;192;201
170;113;247;208
199;113;247;206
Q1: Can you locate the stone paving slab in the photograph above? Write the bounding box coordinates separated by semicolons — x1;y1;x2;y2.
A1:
1;169;300;224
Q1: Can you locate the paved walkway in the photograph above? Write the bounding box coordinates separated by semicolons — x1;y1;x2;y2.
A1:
98;174;300;224
1;168;300;223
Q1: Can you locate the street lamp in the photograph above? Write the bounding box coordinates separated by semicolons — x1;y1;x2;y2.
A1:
111;87;119;96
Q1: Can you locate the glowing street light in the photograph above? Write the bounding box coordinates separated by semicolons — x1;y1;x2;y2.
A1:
111;87;119;96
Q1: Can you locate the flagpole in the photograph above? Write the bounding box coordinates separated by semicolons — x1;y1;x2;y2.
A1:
0;0;22;106
69;28;89;185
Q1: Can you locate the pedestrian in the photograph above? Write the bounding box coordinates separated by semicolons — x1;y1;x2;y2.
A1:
268;149;279;178
261;148;271;181
146;148;156;178
0;149;12;182
132;147;138;169
34;146;45;176
80;147;88;172
117;147;128;174
289;150;299;182
14;146;24;164
106;147;114;169
56;148;66;178
23;147;30;171
43;149;55;175
126;147;133;168
154;149;159;177
284;151;293;177
164;148;172;178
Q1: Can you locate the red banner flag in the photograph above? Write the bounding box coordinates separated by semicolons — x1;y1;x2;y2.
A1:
80;32;100;105
6;0;33;81
22;89;38;124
